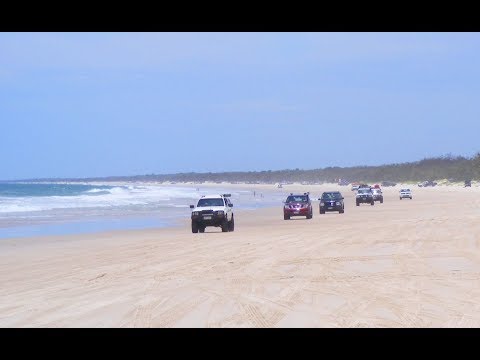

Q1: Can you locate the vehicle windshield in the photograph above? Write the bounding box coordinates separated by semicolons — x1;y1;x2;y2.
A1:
322;192;342;200
401;189;411;192
286;195;308;203
197;198;225;207
358;189;372;194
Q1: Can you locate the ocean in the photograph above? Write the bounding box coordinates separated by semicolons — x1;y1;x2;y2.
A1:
0;182;287;238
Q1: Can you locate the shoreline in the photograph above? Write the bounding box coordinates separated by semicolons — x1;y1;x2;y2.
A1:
1;181;479;241
0;206;265;245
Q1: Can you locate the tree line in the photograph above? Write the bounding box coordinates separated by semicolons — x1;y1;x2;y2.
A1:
7;153;480;184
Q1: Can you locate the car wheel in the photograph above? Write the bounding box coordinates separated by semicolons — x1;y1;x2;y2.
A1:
284;214;290;220
199;226;205;233
339;209;344;214
191;221;199;233
356;202;359;206
400;197;402;200
380;198;383;204
371;201;374;205
221;219;229;232
229;215;235;231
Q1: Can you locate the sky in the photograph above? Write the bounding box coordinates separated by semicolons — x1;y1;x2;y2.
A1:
1;32;480;180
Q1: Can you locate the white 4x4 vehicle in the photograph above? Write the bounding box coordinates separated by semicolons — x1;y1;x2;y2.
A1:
189;194;234;233
399;188;412;200
372;188;384;203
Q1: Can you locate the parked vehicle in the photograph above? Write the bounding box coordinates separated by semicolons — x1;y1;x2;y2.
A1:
418;180;437;187
381;181;397;187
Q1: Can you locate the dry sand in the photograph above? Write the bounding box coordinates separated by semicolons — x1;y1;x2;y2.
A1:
1;184;480;327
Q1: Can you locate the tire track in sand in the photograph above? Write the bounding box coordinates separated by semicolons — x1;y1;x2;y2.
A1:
152;295;209;328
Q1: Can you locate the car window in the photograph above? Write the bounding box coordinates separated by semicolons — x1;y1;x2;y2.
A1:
286;196;308;202
197;198;225;207
323;192;342;200
358;189;371;194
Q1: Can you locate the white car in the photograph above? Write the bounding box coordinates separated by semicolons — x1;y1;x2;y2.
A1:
399;188;412;200
189;194;234;233
372;188;384;203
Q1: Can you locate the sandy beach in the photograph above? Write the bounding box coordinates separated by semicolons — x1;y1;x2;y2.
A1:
1;183;480;327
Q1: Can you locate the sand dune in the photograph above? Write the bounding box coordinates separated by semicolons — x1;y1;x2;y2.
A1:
1;185;480;327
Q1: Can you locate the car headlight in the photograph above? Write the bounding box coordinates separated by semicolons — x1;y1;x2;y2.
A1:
336;202;340;205
215;210;224;216
320;202;324;206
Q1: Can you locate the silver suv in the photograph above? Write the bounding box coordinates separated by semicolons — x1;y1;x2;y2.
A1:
372;188;384;203
399;189;412;200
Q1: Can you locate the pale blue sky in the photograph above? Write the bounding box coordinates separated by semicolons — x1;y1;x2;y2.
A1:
1;32;479;180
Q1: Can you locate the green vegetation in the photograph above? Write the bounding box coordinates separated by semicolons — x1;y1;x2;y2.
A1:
9;153;480;184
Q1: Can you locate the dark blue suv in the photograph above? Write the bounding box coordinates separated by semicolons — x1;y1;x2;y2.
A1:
319;191;345;214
